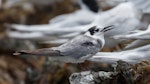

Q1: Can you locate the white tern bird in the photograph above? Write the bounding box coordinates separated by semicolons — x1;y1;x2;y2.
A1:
13;25;114;63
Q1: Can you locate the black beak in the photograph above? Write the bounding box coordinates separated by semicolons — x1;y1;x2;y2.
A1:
101;25;114;32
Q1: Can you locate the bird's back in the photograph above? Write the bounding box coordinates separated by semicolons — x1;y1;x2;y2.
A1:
52;35;102;59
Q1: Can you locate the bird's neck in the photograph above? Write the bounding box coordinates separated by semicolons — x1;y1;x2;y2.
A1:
85;32;105;48
79;0;99;13
79;0;89;10
98;36;105;48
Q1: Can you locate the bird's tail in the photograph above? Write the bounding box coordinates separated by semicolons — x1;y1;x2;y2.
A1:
13;50;36;56
13;48;61;56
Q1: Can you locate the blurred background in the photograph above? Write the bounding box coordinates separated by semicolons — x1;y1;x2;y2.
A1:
0;0;150;84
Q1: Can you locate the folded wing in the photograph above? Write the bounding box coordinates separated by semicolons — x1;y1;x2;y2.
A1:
13;48;62;56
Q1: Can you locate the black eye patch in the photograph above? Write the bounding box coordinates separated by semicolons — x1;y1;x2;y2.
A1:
82;0;99;13
88;26;97;35
95;29;99;32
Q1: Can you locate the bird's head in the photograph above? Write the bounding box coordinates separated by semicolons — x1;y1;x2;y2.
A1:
85;25;114;39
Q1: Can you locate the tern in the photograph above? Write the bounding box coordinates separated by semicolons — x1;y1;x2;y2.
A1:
13;26;114;63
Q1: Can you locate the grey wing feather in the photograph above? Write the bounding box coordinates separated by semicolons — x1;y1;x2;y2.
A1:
52;35;102;59
14;48;62;56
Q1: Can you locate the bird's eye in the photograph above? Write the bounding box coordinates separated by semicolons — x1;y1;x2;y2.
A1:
95;29;99;32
